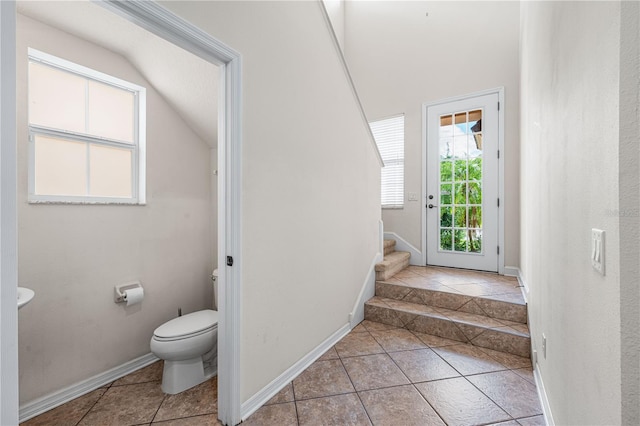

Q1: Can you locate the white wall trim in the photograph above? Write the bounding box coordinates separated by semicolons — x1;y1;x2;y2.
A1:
384;232;422;266
350;252;383;328
503;266;519;277
19;353;159;423
0;1;19;425
511;266;529;304
94;2;244;425
534;363;554;426
421;87;506;273
241;323;351;421
318;0;383;167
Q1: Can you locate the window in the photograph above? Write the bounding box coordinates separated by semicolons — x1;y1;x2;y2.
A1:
370;115;404;208
28;48;146;204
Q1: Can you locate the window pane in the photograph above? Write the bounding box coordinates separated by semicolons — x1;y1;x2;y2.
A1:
88;80;135;143
89;145;132;198
34;135;87;196
29;61;86;133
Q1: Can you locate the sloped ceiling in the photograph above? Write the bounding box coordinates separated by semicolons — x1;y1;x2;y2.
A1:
17;0;219;147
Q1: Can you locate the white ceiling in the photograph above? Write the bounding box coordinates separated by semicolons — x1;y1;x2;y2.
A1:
17;0;219;147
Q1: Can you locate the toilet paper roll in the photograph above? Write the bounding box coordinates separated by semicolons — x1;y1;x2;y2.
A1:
124;287;144;306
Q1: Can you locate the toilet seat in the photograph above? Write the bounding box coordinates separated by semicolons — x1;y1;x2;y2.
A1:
153;310;218;342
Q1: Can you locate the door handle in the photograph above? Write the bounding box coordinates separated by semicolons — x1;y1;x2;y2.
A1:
427;204;438;209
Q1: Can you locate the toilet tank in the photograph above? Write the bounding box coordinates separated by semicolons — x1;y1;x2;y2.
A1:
212;269;219;310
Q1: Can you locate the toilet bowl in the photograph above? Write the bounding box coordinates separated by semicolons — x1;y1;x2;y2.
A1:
150;270;219;394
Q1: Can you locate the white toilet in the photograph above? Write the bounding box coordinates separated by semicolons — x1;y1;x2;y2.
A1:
150;269;219;394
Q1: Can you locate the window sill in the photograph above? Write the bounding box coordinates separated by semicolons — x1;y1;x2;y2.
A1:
382;206;404;210
28;198;146;206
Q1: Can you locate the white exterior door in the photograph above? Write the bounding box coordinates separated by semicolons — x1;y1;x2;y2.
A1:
426;93;499;271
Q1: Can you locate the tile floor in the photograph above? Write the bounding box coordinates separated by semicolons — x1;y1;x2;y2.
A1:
22;267;543;426
245;320;543;426
21;363;220;426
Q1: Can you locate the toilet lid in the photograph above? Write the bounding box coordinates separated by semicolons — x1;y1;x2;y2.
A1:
154;309;218;339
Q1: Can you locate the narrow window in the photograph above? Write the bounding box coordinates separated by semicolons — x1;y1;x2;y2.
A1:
28;48;146;204
370;115;404;208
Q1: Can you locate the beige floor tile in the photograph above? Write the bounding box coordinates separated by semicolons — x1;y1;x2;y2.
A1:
317;347;340;361
369;328;427;352
361;320;399;332
512;367;536;385
152;414;222;425
359;385;445;426
297;393;371;426
351;323;368;333
265;382;295;405
242;402;298;426
292;359;355;400
415;377;511;426
478;347;533;369
389;348;460;383
488;421;521;426
112;361;163;387
154;378;217;422
432;344;507;375
79;382;165;426
517;414;546;425
334;331;384;358
467;371;542;418
411;331;461;348
342;353;409;391
21;388;107;426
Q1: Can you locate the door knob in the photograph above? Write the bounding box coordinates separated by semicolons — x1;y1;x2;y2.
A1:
428;195;434;199
427;204;438;209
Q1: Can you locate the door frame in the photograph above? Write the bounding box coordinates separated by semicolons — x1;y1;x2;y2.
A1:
421;87;505;274
0;1;244;425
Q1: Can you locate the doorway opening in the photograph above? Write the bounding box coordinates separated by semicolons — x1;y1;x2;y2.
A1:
422;89;504;273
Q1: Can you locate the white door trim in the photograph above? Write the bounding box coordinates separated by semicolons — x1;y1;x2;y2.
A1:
0;1;19;425
0;1;244;424
421;87;505;274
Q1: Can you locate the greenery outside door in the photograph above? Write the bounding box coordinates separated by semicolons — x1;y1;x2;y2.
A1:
426;93;499;272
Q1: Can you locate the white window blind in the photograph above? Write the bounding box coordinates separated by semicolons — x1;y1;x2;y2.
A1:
370;115;404;208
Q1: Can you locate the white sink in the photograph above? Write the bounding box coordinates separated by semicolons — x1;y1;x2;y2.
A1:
17;287;35;310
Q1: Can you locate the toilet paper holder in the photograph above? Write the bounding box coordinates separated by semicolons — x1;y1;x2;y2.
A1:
114;282;143;303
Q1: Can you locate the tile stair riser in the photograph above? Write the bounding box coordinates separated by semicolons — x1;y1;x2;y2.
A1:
375;282;528;324
364;303;530;358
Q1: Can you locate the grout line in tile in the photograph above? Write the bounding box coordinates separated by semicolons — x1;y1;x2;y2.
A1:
148;392;168;424
74;385;110;426
336;356;374;426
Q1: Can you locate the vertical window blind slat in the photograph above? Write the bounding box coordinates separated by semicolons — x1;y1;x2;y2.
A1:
370;115;404;208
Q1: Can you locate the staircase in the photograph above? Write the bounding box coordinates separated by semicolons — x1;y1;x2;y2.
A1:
365;240;530;358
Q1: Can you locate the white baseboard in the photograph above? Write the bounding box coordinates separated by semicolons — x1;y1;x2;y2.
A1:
350;253;383;328
19;352;159;423
534;363;554;426
384;232;422;265
510;266;529;304
240;323;351;421
504;266;519;277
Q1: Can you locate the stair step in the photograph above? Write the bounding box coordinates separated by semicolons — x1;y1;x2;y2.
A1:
364;296;530;358
375;280;527;324
375;251;410;281
383;239;396;256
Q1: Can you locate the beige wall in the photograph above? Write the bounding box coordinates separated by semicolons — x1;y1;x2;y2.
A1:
520;2;624;424
323;0;345;50
17;15;214;402
344;1;521;268
162;1;381;403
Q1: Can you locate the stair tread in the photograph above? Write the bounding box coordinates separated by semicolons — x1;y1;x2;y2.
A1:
375;251;411;271
383;239;396;248
365;296;530;338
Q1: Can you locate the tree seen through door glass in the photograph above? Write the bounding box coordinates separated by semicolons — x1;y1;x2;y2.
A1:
438;110;484;253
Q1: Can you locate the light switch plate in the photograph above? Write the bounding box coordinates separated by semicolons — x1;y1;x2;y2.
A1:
591;229;605;275
408;192;418;201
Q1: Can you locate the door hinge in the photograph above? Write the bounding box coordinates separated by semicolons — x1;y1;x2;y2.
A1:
498;102;500;111
497;246;500;255
226;256;234;266
497;150;500;159
497;198;500;207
